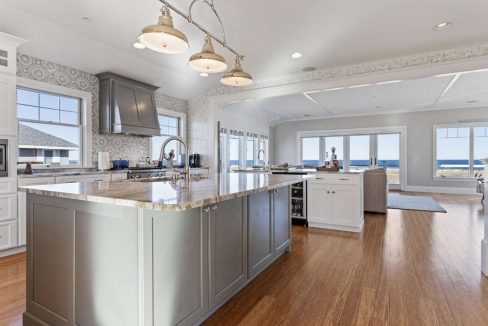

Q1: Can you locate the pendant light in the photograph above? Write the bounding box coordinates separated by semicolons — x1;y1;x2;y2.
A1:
188;35;227;73
220;56;253;87
139;5;189;54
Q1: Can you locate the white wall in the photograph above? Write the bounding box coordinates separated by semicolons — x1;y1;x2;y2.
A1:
273;107;488;190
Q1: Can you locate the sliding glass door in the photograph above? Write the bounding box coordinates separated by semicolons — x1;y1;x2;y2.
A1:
349;135;371;172
377;133;400;185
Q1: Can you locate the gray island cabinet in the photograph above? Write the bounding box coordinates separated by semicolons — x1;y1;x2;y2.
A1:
20;173;311;326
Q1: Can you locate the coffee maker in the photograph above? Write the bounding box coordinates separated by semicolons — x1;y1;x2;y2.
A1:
189;154;201;168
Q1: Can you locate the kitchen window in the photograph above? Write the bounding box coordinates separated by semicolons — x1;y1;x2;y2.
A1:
16;87;83;167
434;124;488;178
150;109;186;165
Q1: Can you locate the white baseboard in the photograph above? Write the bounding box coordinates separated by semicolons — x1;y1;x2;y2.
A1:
308;221;363;233
403;185;479;195
0;245;26;258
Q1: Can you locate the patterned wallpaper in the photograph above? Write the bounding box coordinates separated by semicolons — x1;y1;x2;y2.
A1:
16;53;188;166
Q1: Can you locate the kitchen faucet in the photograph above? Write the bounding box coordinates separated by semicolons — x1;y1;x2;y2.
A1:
160;136;190;183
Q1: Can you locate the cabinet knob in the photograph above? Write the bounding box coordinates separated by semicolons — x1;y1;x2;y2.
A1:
203;207;210;213
326;191;330;194
332;191;336;194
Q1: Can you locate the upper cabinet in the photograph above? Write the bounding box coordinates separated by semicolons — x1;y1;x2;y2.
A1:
0;32;26;136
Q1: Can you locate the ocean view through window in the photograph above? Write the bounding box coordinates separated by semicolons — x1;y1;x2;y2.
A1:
435;124;488;178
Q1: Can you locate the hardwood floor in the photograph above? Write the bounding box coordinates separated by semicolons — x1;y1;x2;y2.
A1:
204;193;488;326
0;193;486;325
0;254;25;326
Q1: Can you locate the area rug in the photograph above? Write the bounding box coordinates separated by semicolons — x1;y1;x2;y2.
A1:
387;194;447;213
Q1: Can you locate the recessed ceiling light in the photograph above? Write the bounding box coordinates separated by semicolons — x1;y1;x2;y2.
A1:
81;17;94;23
466;100;479;104
302;66;316;72
433;22;451;31
200;72;209;77
291;52;303;59
133;42;146;49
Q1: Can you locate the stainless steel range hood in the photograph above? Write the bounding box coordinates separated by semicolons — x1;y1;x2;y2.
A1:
97;72;161;136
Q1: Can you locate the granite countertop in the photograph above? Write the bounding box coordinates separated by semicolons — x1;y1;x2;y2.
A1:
19;173;313;211
17;167;210;179
17;170;128;179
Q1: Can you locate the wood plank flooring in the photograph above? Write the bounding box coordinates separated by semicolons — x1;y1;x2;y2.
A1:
203;193;488;326
0;193;487;325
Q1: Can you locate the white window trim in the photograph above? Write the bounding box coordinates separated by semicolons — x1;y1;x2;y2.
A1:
432;122;488;181
149;108;187;162
16;77;92;169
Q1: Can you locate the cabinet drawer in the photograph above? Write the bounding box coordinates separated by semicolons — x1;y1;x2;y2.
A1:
0;194;16;222
0;177;16;195
18;177;56;187
0;220;18;250
56;174;112;184
310;174;359;185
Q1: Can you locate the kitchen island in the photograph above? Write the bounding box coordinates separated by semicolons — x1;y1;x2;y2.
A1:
19;173;311;326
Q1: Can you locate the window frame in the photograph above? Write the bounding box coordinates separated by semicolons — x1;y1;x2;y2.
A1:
433;122;488;180
149;108;186;163
219;127;267;172
16;77;92;169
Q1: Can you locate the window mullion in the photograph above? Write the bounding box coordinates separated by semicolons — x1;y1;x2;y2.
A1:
469;127;475;176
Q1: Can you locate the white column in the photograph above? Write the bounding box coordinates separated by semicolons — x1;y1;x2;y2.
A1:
482;163;488;276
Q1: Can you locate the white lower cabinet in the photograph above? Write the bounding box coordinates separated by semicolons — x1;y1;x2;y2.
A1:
307;174;364;233
0;220;18;251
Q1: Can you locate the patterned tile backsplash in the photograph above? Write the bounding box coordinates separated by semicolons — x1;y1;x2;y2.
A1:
16;53;188;166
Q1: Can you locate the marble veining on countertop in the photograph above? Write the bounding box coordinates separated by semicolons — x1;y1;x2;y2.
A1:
17;167;210;179
19;173;313;211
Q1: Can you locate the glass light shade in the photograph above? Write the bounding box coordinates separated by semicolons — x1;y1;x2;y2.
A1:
220;56;253;87
139;6;189;54
188;36;227;73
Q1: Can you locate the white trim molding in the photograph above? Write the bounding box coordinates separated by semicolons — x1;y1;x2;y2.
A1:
16;77;93;168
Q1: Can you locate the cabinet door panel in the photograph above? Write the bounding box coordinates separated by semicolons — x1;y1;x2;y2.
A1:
209;198;247;308
152;207;208;326
307;184;331;223
273;187;290;255
330;185;356;226
248;191;273;277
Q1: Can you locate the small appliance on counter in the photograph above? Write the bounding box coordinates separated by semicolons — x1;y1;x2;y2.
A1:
112;159;129;170
189;154;201;168
98;152;110;171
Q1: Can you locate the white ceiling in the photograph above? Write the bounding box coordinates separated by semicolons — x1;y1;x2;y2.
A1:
219;69;488;124
1;0;488;99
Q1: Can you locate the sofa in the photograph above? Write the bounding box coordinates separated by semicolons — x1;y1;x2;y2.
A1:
363;168;388;214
